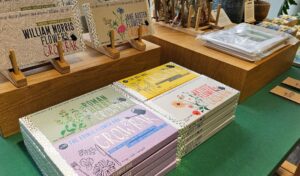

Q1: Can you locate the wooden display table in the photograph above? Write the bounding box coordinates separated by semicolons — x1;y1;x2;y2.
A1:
0;41;161;137
145;24;300;102
1;67;300;176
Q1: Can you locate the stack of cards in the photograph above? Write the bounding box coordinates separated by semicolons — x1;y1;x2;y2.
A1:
200;23;297;62
146;75;240;158
20;85;178;176
114;63;240;159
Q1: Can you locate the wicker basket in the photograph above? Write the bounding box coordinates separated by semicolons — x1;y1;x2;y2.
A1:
255;1;271;22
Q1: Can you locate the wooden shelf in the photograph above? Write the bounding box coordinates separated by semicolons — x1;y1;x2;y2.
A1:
0;40;161;137
145;24;300;102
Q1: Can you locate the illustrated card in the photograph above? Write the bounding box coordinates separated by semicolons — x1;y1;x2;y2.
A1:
147;75;240;128
0;5;84;70
83;0;153;47
0;0;62;13
115;62;199;101
53;104;177;176
22;86;136;143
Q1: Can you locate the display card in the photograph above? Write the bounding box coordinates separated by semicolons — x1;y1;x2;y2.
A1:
147;75;240;128
82;0;153;47
53;104;177;176
22;86;136;143
0;5;84;70
115;62;199;101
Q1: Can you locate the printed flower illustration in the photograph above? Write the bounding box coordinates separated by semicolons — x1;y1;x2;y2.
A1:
171;91;211;116
57;109;87;137
103;7;127;41
80;158;94;171
93;160;116;176
192;110;201;116
172;101;186;108
117;24;126;34
117;7;124;14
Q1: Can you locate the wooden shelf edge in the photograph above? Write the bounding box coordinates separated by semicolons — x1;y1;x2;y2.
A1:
0;40;161;137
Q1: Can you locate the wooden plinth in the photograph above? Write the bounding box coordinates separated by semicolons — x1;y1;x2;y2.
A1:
145;24;300;102
0;40;161;137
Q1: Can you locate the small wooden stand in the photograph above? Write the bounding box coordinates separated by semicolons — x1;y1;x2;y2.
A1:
195;3;223;31
84;30;121;59
51;40;71;74
129;25;146;51
1;40;70;88
84;26;146;59
5;50;27;88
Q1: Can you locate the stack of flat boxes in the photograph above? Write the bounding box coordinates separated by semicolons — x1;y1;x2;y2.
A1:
20;86;178;176
20;62;240;176
114;62;240;159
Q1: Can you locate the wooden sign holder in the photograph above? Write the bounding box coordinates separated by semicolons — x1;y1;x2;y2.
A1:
84;25;146;59
6;50;27;88
83;30;120;59
51;41;71;74
195;3;223;31
1;40;70;88
129;25;147;51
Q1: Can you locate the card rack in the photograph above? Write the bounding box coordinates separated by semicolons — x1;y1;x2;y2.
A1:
2;40;70;88
154;3;223;36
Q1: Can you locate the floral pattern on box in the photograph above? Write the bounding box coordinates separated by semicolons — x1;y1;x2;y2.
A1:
23;86;136;143
148;75;240;128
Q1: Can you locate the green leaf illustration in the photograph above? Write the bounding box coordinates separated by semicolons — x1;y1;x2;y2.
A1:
61;130;66;136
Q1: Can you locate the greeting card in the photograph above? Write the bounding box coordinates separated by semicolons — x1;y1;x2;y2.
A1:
115;62;199;101
22;86;136;143
147;75;239;129
0;0;62;13
52;104;177;176
0;5;84;70
82;0;153;47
